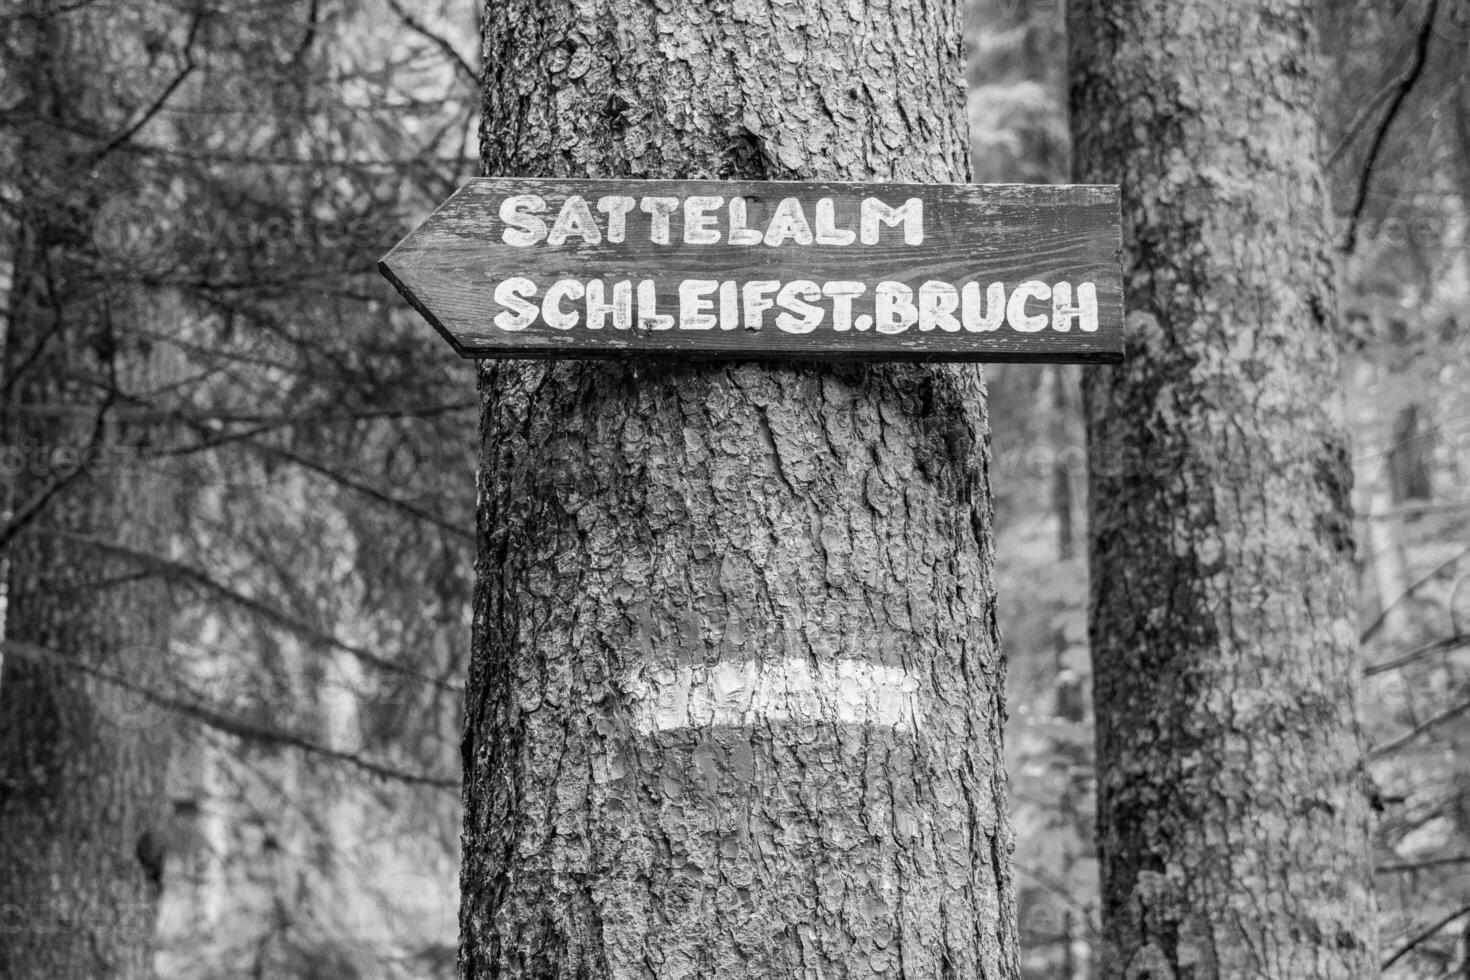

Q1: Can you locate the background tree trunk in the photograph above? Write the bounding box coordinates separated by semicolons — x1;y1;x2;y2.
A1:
1069;1;1380;977
0;13;178;979
0;310;175;979
461;1;1020;977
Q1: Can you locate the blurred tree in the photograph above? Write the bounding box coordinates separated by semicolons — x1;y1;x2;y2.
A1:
0;8;181;977
1318;1;1470;971
460;0;1020;976
1071;0;1381;976
2;1;477;976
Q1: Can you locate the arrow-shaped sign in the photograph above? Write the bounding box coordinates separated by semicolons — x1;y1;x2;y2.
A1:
380;177;1123;363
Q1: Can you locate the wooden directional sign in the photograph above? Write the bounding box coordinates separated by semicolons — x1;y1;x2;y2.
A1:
379;178;1123;363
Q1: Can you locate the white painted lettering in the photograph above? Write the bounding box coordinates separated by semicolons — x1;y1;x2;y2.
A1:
541;278;583;329
1008;281;1051;332
546;196;601;246
683;197;723;245
679;280;718;330
742;280;779;331
499;195;547;247
586;279;633;330
814;198;856;246
875;281;917;334
718;281;740;330
1052;282;1098;333
775;280;823;333
822;281;866;332
596;196;636;244
962;282;1006;332
727;197;764;245
640;196;680;245
493;277;538;330
860;197;924;245
918;281;961;332
636;279;674;329
764;198;815;247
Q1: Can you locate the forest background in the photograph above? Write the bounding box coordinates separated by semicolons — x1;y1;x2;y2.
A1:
1;0;1468;976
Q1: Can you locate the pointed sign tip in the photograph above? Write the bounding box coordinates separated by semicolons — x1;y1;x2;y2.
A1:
377;255;476;360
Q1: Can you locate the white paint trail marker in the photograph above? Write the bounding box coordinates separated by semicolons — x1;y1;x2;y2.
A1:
622;659;925;735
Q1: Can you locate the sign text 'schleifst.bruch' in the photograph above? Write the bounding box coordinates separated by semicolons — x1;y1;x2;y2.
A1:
379;178;1124;362
489;193;1098;336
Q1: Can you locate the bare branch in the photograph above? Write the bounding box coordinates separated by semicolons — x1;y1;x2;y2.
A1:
245;437;472;541
1372;690;1470;759
384;0;478;89
291;0;321;65
1341;0;1441;254
0;376;117;553
1383;901;1470;971
2;639;458;791
88;9;205;168
1378;854;1470;874
1362;544;1470;644
1366;634;1470;677
99;381;476;540
44;529;463;695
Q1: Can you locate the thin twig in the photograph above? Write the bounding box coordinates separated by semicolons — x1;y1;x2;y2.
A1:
291;0;321;64
1367;634;1470;677
1362;544;1470;645
1383;901;1470;971
44;529;463;694
2;639;458;790
1341;0;1441;253
384;0;478;89
1372;691;1470;759
1367;501;1470;521
101;386;476;541
0;385;116;553
1328;77;1407;171
1378;854;1470;874
248;438;473;541
88;9;204;167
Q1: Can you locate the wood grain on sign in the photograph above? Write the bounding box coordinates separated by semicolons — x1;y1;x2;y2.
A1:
379;178;1123;363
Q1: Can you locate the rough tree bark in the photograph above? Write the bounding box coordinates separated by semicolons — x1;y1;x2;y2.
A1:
461;1;1020;977
1069;1;1380;977
0;12;176;980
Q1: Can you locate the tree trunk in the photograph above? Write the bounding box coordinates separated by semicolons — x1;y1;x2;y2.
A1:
0;186;177;980
1069;2;1380;977
0;13;176;980
1047;365;1078;562
1387;403;1432;504
461;1;1019;977
1356;362;1408;639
